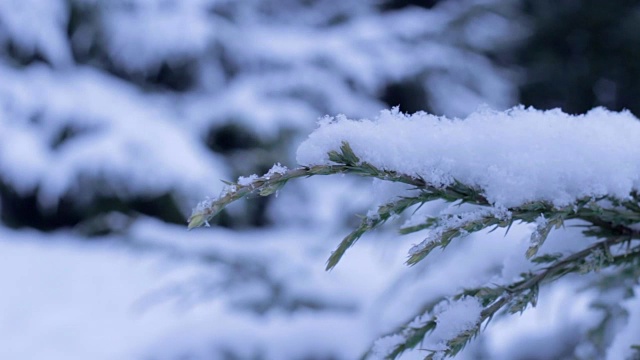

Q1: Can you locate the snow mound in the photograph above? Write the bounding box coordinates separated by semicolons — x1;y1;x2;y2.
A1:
297;106;640;207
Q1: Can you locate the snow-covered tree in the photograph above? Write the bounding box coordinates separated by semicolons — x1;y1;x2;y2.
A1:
3;0;640;359
190;106;640;359
0;0;518;230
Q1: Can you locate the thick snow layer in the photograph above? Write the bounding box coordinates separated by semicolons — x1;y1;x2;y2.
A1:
297;107;640;207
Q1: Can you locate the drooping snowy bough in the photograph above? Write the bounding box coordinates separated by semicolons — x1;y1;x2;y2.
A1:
189;107;640;359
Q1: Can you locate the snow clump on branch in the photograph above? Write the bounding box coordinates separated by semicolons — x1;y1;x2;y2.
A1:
297;106;640;208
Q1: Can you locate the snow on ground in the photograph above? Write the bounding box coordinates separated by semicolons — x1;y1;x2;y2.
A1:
0;220;406;360
0;214;603;360
0;230;194;360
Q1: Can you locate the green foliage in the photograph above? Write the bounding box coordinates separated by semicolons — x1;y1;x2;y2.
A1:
189;141;640;359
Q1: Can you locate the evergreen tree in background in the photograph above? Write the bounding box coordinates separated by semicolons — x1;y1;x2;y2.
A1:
5;0;640;233
0;0;517;232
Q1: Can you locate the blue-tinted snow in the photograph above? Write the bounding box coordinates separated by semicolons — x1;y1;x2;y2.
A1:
298;106;640;207
0;64;226;208
0;0;616;359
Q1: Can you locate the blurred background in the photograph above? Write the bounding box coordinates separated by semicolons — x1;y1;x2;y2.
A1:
0;0;638;359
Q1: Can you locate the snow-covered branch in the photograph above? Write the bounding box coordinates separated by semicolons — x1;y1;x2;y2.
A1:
190;107;640;358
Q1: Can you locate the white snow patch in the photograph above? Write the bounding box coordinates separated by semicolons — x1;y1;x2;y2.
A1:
371;297;483;359
266;163;289;178
0;64;226;208
97;0;213;72
429;297;483;349
371;334;405;359
297;107;640;208
0;0;72;66
237;174;259;186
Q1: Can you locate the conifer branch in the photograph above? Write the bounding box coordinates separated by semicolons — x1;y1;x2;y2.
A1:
189;140;640;358
188;142;490;231
378;236;640;359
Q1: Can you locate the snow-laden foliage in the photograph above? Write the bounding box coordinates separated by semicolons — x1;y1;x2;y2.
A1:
192;107;640;359
0;0;72;66
0;64;225;208
297;106;640;207
3;0;519;131
6;0;637;359
0;0;519;229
